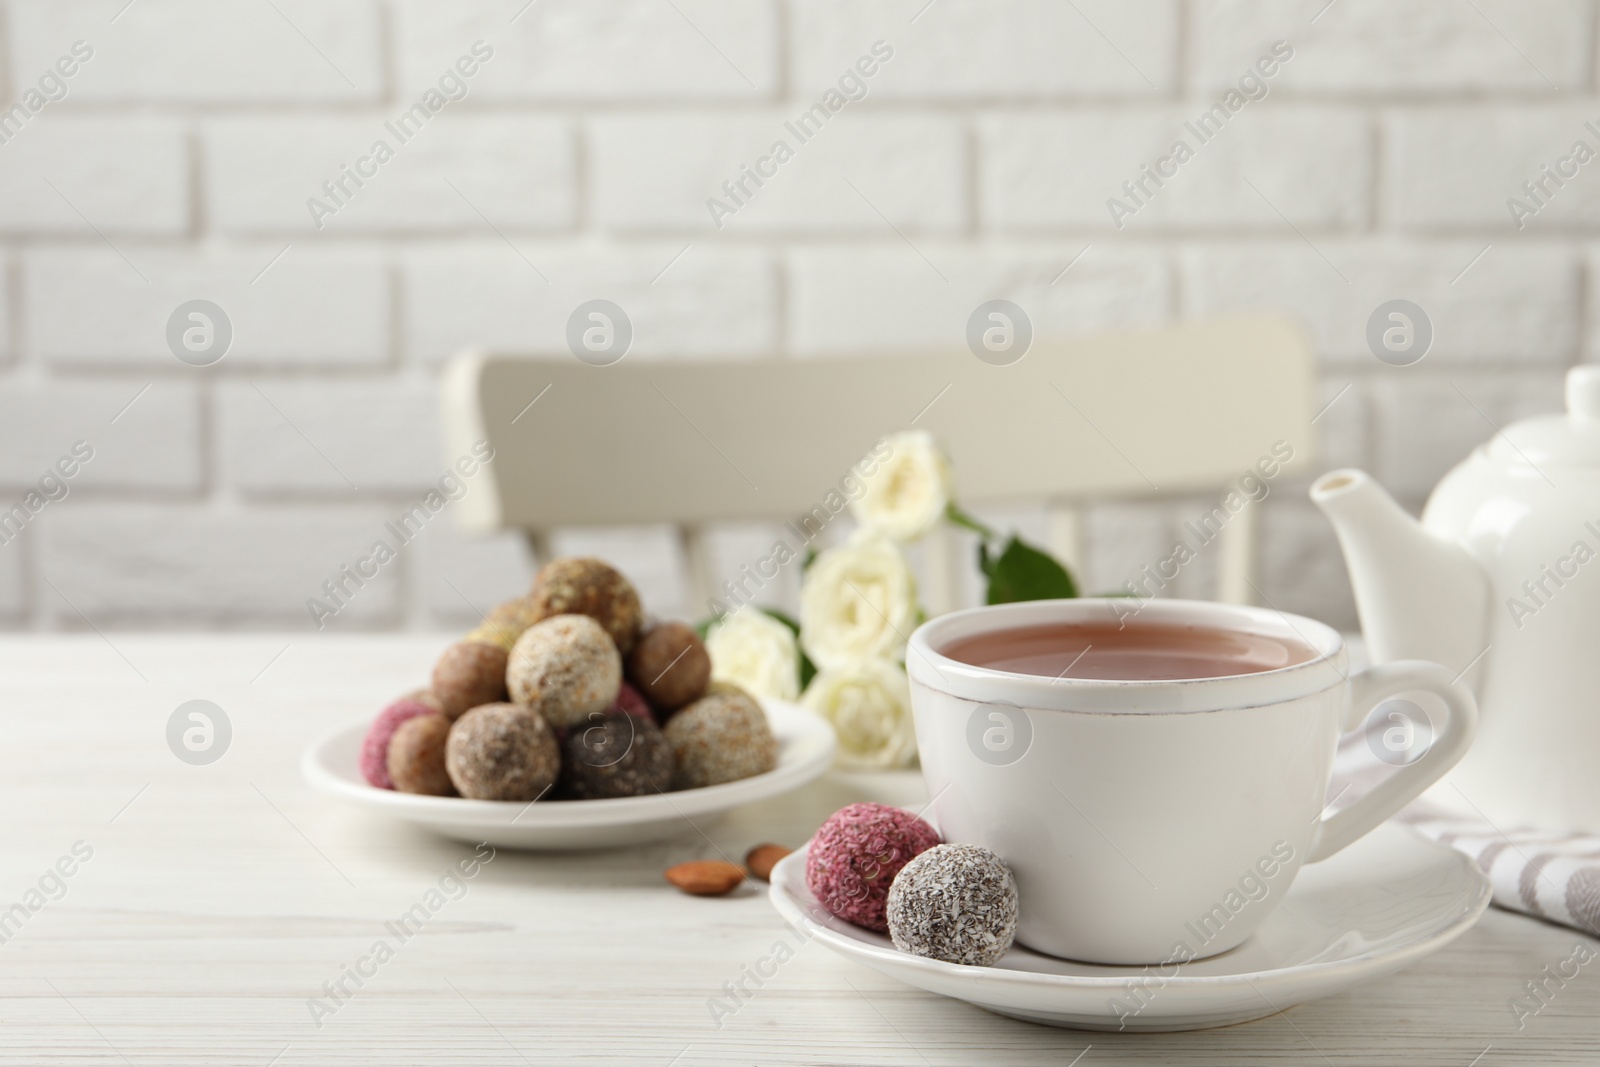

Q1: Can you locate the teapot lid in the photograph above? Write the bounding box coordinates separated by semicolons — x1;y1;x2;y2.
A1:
1487;366;1600;468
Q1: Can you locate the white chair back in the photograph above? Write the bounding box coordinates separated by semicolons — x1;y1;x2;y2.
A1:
441;315;1317;610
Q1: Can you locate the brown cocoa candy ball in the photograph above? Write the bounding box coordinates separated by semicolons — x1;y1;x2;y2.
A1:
431;640;509;720
445;703;560;801
663;689;778;790
387;714;457;796
529;557;643;656
507;614;622;730
467;595;541;653
627;621;711;712
559;710;674;800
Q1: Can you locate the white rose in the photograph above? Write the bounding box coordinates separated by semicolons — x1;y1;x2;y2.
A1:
705;608;800;702
800;534;918;671
803;658;918;770
851;430;953;543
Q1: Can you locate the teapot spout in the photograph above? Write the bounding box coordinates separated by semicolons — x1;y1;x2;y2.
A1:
1311;469;1488;680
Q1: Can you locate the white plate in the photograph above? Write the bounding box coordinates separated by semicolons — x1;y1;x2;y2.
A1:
302;699;836;850
768;822;1489;1032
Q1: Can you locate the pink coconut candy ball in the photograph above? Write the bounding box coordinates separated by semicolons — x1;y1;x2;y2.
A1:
360;697;434;789
805;802;941;932
612;681;653;721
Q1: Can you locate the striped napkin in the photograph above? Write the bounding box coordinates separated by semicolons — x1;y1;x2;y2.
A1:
1330;732;1600;939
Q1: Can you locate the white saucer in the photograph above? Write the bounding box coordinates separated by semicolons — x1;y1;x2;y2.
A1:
302;699;836;850
768;822;1489;1032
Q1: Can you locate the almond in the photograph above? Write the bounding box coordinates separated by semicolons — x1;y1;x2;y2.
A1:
665;859;745;896
744;843;792;882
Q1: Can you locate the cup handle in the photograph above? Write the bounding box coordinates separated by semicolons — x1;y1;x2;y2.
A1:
1306;660;1478;864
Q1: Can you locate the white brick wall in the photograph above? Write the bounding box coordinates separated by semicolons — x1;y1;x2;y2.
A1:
0;118;187;232
1389;107;1600;230
9;0;387;102
788;246;1171;355
204;116;576;233
982;108;1372;231
1183;243;1580;362
0;380;200;490
216;380;443;493
28;248;391;366
2;0;1592;633
591;113;966;231
792;0;1178;98
1191;0;1591;92
394;0;781;100
38;504;405;626
402;244;777;362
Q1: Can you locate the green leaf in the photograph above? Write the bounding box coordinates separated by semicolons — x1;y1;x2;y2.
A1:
762;608;801;635
982;535;1078;605
798;650;818;691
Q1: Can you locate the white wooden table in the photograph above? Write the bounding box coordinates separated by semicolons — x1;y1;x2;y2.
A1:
3;634;1596;1066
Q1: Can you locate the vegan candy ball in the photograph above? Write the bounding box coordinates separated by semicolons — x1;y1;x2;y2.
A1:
559;710;674;800
806;802;940;932
529;557;644;656
627;621;711;712
886;843;1019;967
431;640;509;720
387;714;457;797
467;595;542;653
612;680;653;722
507;614;622;730
402;687;444;715
360;696;433;789
445;703;560;802
662;688;777;790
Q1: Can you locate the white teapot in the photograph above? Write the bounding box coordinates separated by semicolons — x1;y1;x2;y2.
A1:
1312;366;1600;832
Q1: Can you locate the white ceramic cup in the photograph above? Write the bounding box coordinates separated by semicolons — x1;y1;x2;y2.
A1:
906;598;1477;965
